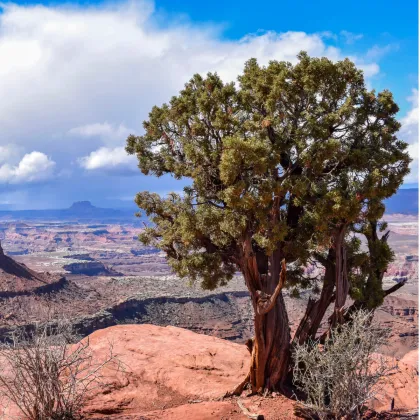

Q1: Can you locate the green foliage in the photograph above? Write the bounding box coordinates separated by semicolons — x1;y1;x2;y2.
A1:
127;53;410;290
348;217;395;308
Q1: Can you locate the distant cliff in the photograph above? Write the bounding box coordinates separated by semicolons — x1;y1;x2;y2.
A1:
63;260;121;276
0;189;417;222
0;201;141;223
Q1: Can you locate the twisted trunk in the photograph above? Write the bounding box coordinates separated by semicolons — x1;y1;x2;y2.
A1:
259;292;291;390
248;269;291;393
293;248;336;345
236;238;291;394
293;224;348;345
318;224;350;343
330;224;349;327
235;197;302;393
229;220;405;397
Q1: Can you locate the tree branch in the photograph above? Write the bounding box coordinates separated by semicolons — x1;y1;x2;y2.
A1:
383;279;407;297
381;230;391;243
257;259;286;315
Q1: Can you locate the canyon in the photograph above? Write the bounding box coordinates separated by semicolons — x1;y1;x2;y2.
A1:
0;206;417;417
0;212;417;361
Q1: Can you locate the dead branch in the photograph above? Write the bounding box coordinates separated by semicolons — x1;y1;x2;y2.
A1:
0;320;121;420
383;279;407;297
293;310;393;419
237;399;264;420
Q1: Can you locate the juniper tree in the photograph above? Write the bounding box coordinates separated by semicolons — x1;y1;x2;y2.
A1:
126;53;410;393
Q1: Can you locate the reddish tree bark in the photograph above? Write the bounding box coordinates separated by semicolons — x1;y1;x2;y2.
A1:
293;248;336;345
329;224;350;328
234;236;291;394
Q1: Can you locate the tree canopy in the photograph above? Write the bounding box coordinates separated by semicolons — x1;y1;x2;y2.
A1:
127;52;410;292
127;52;410;392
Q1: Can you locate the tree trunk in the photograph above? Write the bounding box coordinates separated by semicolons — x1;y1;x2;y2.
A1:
259;292;291;391
329;224;349;328
294;224;348;346
293;248;336;345
317;224;350;343
248;279;291;393
236;238;291;394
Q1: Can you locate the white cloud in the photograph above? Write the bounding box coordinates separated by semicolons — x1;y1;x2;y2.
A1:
0;144;22;164
353;62;379;78
366;43;399;60
0;2;381;147
0;1;395;197
340;31;363;44
400;89;418;184
78;147;137;173
68;122;133;145
0;151;56;184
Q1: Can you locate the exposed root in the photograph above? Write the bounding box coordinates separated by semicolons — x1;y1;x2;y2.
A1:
222;373;251;398
222;338;255;399
262;388;272;398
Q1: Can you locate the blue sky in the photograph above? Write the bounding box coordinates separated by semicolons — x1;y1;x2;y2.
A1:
0;0;418;209
154;0;418;113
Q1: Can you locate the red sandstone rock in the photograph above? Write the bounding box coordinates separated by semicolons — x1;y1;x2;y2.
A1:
0;240;64;296
369;353;418;412
82;325;417;419
83;324;250;417
1;325;417;419
400;349;418;368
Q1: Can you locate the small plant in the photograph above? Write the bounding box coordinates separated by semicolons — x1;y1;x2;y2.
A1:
0;320;120;420
293;310;394;420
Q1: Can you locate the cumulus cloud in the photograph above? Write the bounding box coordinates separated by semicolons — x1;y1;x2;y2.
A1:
0;151;56;184
0;1;405;202
400;89;419;184
78;147;137;174
0;2;380;145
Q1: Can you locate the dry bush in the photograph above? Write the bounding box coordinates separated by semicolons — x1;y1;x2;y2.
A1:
293;310;394;420
0;320;120;420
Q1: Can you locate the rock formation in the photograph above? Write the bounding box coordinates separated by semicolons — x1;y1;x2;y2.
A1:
0;240;66;297
1;324;417;419
63;261;121;276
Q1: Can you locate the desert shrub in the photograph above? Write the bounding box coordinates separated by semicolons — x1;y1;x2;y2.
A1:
0;321;120;420
292;310;393;420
